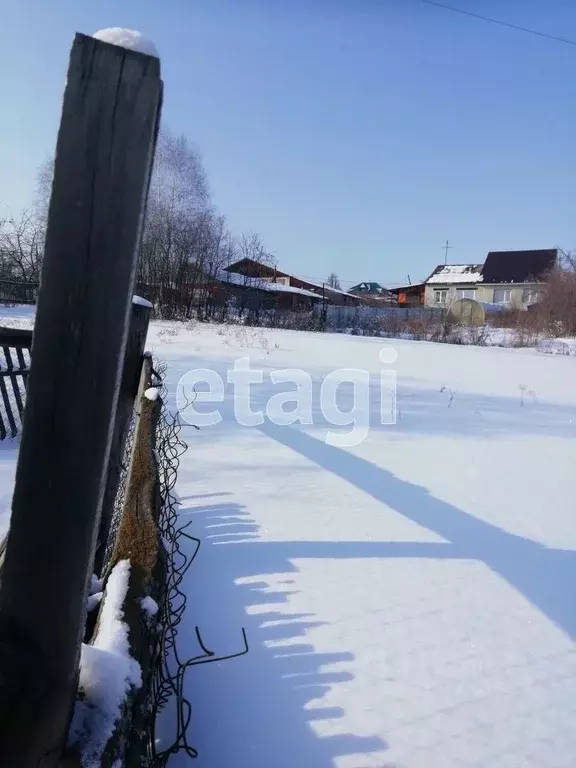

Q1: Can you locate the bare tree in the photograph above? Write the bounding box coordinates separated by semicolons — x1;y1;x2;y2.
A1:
557;247;576;272
34;157;55;229
147;129;209;218
0;210;44;283
538;266;576;336
3;128;274;320
138;129;240;318
0;157;54;284
327;272;341;290
236;231;276;268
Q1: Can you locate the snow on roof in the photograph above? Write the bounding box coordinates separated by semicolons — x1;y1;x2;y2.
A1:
217;270;321;299
224;258;357;298
350;282;387;293
92;28;159;58
296;276;354;297
132;295;153;308
426;264;484;285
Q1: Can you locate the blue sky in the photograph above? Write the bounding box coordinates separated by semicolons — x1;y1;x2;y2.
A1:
1;0;575;287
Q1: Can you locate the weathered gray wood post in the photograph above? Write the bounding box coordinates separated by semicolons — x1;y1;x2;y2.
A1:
0;33;162;767
94;297;153;577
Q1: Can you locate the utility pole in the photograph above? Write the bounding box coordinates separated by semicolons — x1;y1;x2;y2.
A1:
443;240;452;265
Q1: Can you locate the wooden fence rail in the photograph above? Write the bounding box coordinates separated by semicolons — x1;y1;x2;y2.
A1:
0;327;32;440
0;326;33;440
0;280;38;305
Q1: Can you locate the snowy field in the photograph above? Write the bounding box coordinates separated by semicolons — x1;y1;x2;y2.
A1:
1;306;576;767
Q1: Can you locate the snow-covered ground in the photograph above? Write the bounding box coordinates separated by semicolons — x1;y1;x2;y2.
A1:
148;320;576;768
1;307;575;767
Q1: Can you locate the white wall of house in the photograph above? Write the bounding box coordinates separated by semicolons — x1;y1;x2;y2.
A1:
478;284;540;309
424;284;478;308
424;283;541;310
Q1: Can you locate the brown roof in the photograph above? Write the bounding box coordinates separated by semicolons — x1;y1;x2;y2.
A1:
388;283;425;295
224;258;362;303
481;249;557;284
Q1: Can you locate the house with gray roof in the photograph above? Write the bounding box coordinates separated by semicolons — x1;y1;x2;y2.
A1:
424;250;557;310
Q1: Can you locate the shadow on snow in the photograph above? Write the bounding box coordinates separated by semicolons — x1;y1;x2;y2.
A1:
178;498;388;767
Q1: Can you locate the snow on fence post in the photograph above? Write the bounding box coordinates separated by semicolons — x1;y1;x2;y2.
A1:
0;32;161;767
94;297;153;578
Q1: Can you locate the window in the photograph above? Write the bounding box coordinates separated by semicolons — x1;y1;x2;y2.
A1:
456;288;477;300
523;286;539;305
493;288;511;305
434;289;448;305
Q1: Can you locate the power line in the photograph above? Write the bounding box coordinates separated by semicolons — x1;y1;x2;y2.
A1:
412;0;576;48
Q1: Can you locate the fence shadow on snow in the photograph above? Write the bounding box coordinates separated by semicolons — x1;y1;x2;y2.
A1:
174;496;390;767
259;421;576;641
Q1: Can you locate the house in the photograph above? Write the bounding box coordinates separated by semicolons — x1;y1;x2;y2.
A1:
224;258;363;306
479;249;556;308
424;249;557;309
349;282;396;305
424;264;484;308
215;269;322;313
388;283;426;307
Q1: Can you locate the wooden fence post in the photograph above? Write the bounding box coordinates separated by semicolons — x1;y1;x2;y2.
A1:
94;298;152;577
0;33;162;767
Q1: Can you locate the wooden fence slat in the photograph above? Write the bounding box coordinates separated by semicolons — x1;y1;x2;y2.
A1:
15;346;28;371
94;299;152;577
102;355;164;763
0;401;6;441
3;347;13;371
0;32;161;767
3;347;25;418
0;370;17;439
